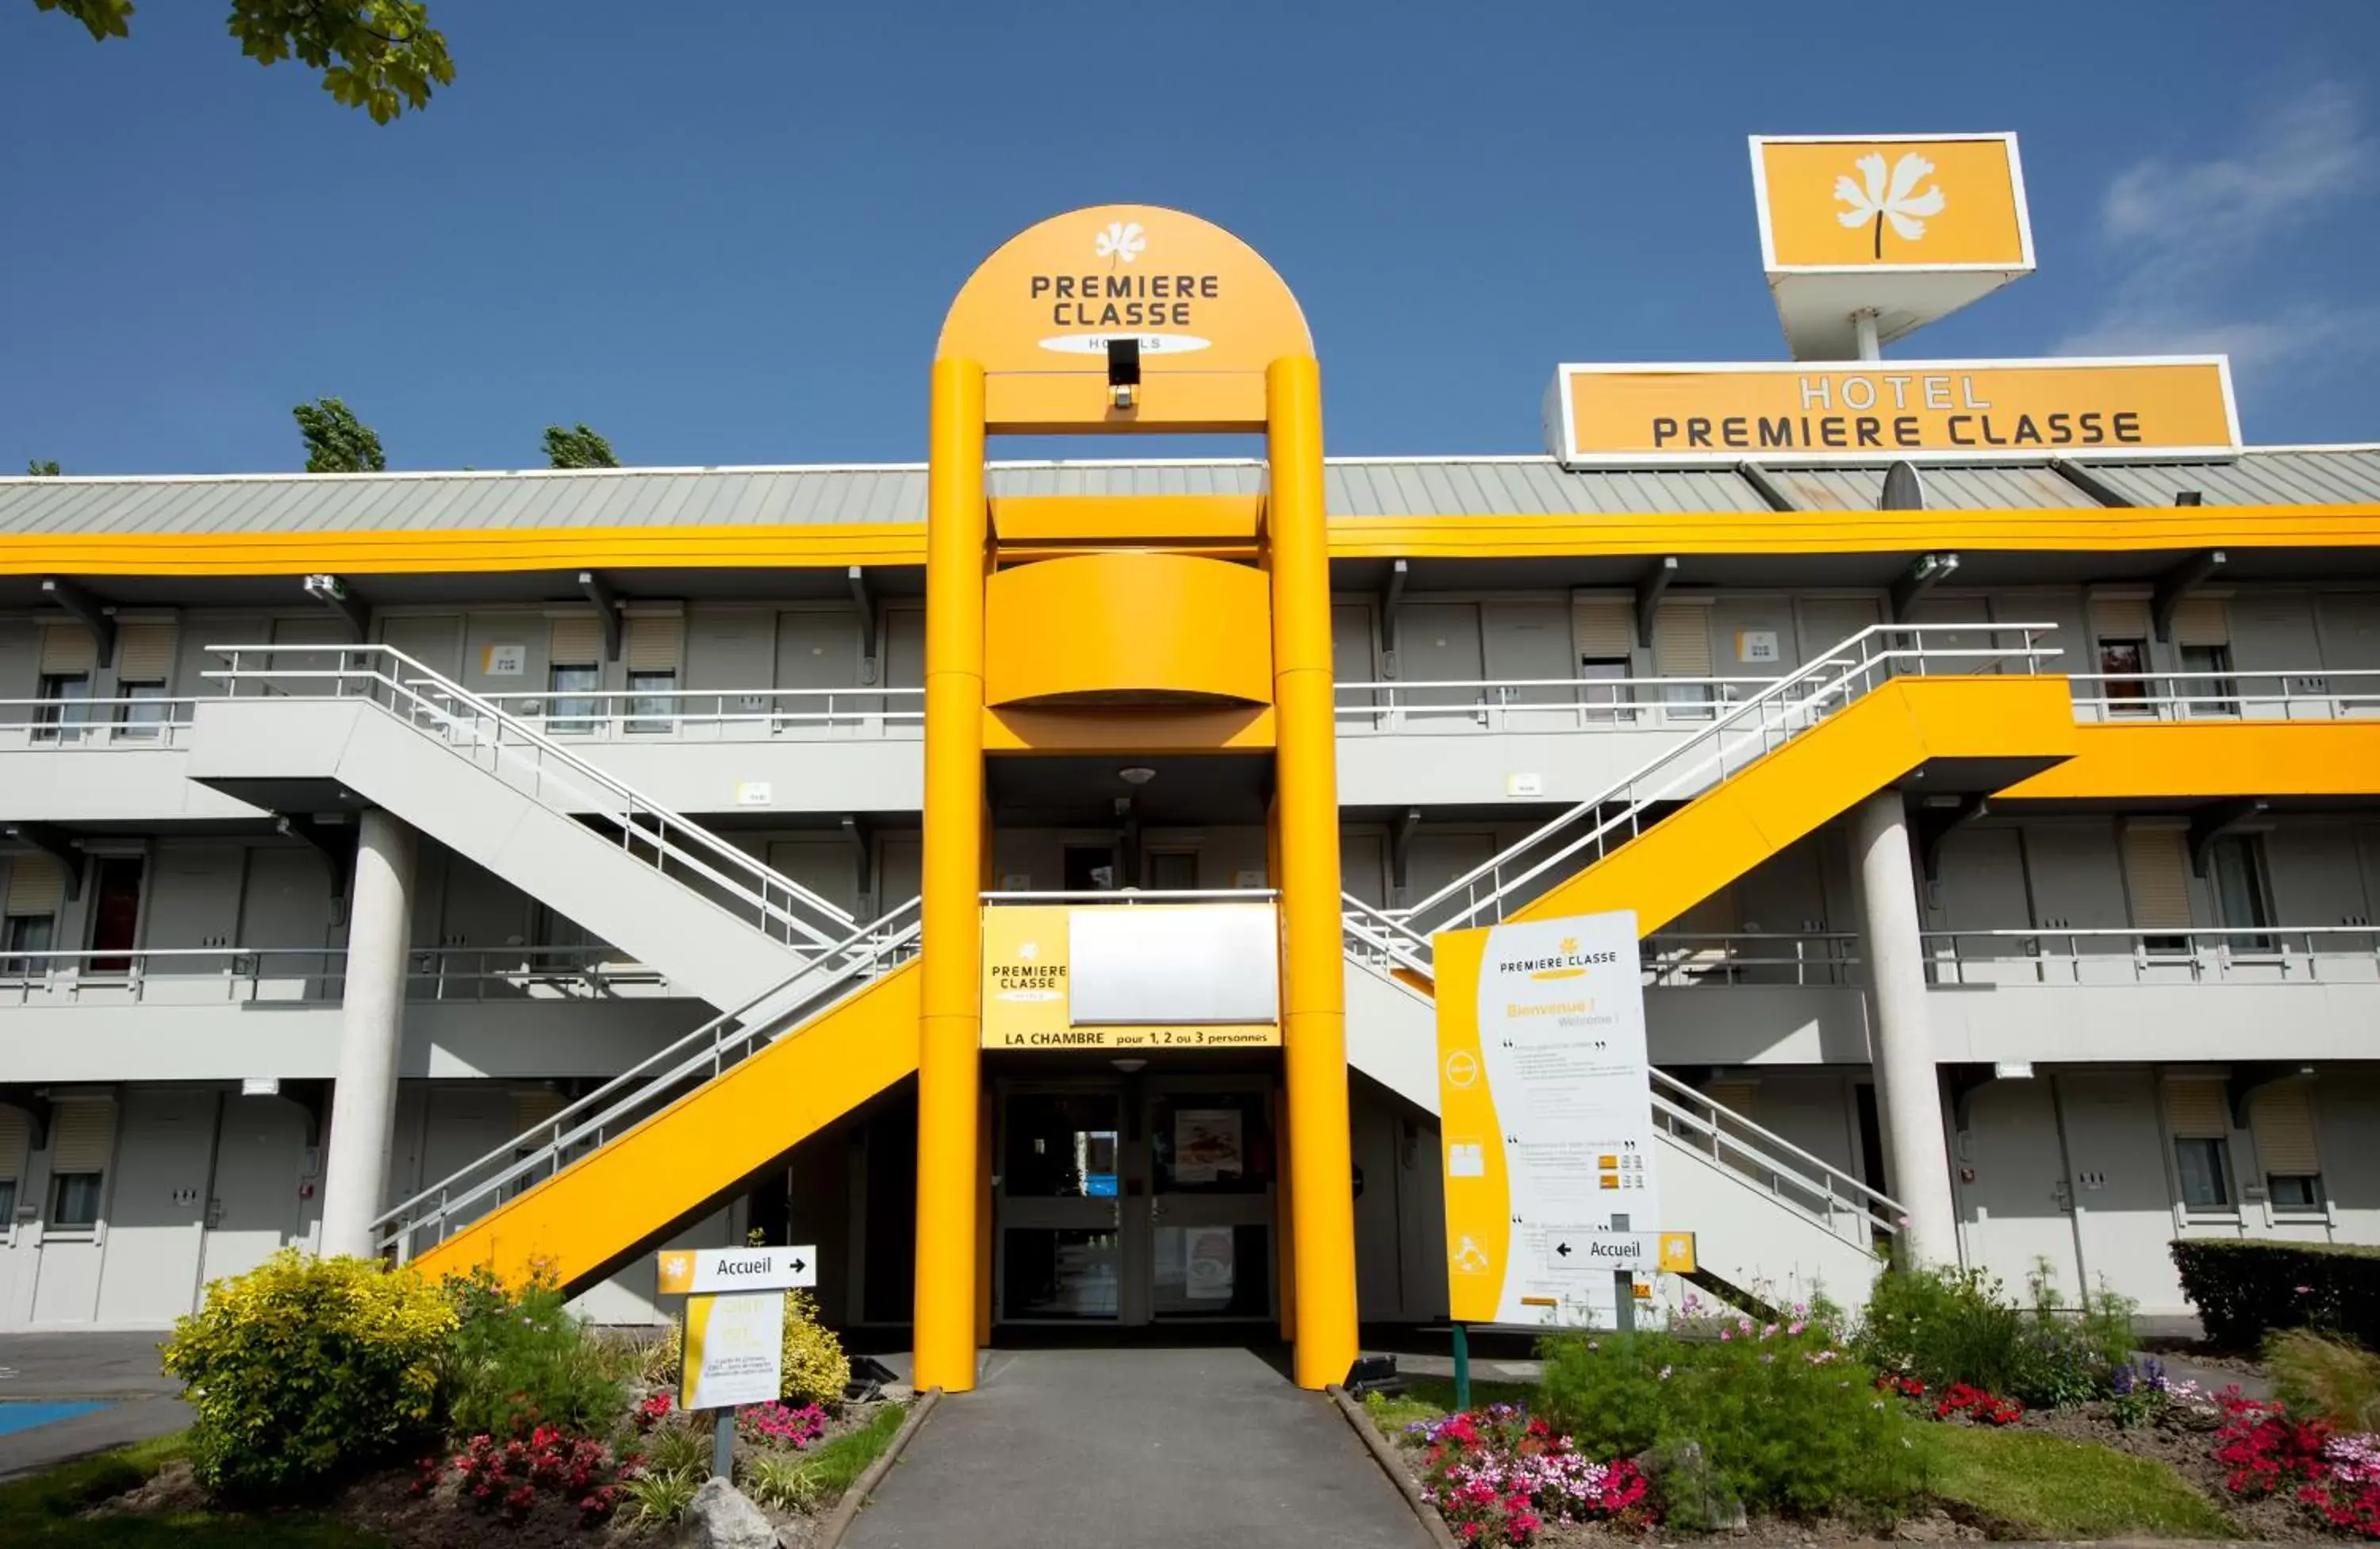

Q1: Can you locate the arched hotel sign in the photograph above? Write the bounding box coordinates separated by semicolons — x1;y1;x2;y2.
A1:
1545;356;2240;468
938;203;1311;433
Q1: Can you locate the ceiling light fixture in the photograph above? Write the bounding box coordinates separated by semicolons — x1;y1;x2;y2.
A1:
1118;767;1157;786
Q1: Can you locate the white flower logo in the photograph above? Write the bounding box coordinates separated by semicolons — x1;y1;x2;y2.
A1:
1016;942;1038;961
1834;152;1947;259
1093;220;1146;267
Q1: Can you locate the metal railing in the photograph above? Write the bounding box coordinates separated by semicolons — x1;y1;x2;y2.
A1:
1649;1067;1901;1250
373;897;922;1263
473;686;922;740
0;944;690;1005
1923;926;2380;985
205;644;858;951
981;888;1280;905
1348;625;2059;965
1334;677;1778;734
1642;932;1860;987
0;697;202;747
2068;670;2380;723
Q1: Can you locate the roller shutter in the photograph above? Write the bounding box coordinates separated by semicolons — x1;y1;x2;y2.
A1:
1570;598;1633;662
39;626;97;675
624;616;681;674
1703;1081;1758;1120
2122;826;2193;931
114;623;176;682
1653;603;1714;678
512;1086;566;1135
2165;1078;2229;1140
2172;598;2229;648
50;1099;116;1174
2251;1085;2321;1176
5;855;64;918
0;1107;27;1182
2091;596;2152;640
549;616;604;667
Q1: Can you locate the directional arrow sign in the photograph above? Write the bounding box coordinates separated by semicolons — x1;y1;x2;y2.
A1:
655;1244;818;1296
1556;1241;1573;1258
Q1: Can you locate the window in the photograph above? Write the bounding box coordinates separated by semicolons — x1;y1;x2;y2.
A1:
114;681;170;739
48;1171;102;1228
86;856;144;974
1580;658;1632;724
2207;836;2274;954
547;663;600;735
0;1178;14;1223
624;669;677;736
1146;850;1199;890
2178;643;2239;718
2252;1083;2324;1215
2270;1174;2324;1211
2098;639;2152;716
2174;1137;2232;1209
2;913;55;978
33;673;92;743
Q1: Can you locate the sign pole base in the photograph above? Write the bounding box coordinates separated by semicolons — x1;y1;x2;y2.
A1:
1613;1270;1635;1334
1451;1321;1471;1413
712;1409;735;1481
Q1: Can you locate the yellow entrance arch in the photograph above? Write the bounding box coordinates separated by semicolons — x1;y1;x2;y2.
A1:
915;206;1357;1392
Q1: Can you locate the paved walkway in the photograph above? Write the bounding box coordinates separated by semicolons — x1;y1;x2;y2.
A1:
844;1347;1429;1549
0;1331;190;1482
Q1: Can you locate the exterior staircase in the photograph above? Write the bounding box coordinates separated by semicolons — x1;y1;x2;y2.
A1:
188;644;859;1010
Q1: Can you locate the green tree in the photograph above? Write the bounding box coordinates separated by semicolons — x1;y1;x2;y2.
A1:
26;459;60;476
294;398;386;473
543;423;620;470
33;1;452;123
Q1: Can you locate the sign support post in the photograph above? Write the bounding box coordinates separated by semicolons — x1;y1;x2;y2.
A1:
1451;1320;1470;1412
656;1243;819;1480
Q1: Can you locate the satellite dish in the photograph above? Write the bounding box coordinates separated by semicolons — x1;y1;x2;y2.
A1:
1880;461;1925;511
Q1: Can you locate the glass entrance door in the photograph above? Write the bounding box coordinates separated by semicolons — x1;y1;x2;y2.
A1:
1142;1081;1276;1322
996;1090;1123;1320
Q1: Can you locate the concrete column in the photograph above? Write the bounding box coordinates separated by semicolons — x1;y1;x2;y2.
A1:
320;809;416;1260
1851;792;1958;1264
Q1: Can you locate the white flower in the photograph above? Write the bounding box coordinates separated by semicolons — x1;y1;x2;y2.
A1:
1835;152;1947;257
1094;220;1146;266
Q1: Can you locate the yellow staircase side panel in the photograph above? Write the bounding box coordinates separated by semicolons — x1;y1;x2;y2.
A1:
1997;721;2380;800
1510;676;2078;936
410;962;923;1290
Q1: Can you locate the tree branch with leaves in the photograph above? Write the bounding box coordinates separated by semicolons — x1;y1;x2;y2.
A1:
33;0;452;123
543;425;620;470
294;398;385;472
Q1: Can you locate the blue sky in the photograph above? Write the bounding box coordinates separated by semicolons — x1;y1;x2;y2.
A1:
2;0;2375;475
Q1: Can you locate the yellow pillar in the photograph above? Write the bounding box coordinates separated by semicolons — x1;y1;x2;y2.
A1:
914;356;987;1394
1266;354;1359;1389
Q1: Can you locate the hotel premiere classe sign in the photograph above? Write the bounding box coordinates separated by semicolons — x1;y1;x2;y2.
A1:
1545;356;2240;467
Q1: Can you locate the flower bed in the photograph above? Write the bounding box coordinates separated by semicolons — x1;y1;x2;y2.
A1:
1405;1404;1651;1545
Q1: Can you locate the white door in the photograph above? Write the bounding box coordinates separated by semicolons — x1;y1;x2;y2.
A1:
1142;1080;1276;1323
1953;1078;2081;1304
200;1096;307;1290
1395;603;1485;728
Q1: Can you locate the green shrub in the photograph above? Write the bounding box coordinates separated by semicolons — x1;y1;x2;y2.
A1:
645;1288;850;1405
160;1249;456;1501
2171;1239;2380;1349
2267;1328;2380;1431
644;1423;712;1478
622;1466;701;1525
1856;1261;2136;1408
745;1451;823;1512
440;1265;624;1440
1537;1323;1922;1520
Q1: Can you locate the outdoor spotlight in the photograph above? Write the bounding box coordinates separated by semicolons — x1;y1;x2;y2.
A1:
1107;336;1141;409
1111;1058;1148;1074
1118;766;1157;786
302;572;348;602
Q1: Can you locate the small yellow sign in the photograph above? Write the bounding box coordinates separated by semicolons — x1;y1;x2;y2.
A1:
1754;133;2030;271
1550;358;2238;466
1658;1232;1698;1275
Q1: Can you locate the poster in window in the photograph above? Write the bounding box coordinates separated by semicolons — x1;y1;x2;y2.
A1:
1185;1227;1235;1301
1173;1109;1243;1185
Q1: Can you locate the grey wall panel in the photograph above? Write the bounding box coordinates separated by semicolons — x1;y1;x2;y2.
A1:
379;613;465;681
144;842;244;951
1397;603;1484;713
463;611;550;696
2058;1070;2190;1313
2021;821;2130;932
1331;602;1376;688
436;854;532;951
2317;593;2380;671
1711;595;1798;678
199;1094;308;1288
176;613;267;701
2229;590;2322;678
684;606;772;694
0;620;40;701
94;1087;215;1324
1794;596;1883;663
881;609;926;690
1952;1077;2080;1304
775;608;865;691
766;839;862;920
2261;822;2371;928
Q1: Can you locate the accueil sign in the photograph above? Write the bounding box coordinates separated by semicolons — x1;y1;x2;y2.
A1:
1545;357;2240;467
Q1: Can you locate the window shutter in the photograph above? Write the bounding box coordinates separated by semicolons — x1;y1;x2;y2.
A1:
0;1106;27;1182
5;855;64;918
2173;598;2229;648
1653;603;1714;678
2165;1078;2229;1140
49;1100;116;1174
1571;598;1633;662
512;1087;566;1135
2123;826;2193;930
1703;1081;1757;1120
624;617;681;674
2091;596;2152;640
549;616;603;667
39;626;97;675
2252;1085;2321;1176
114;624;176;683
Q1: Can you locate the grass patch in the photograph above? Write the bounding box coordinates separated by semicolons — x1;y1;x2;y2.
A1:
797;1401;910;1503
1360;1376;1535;1436
1921;1425;2234;1539
0;1431;385;1547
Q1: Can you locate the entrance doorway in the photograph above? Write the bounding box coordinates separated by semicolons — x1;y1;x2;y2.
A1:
994;1075;1276;1326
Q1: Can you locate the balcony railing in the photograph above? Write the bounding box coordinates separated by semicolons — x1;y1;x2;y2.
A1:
2067;671;2380;723
0;698;202;748
1334;677;1781;734
0;944;690;1006
1922;927;2380;985
469;686;923;740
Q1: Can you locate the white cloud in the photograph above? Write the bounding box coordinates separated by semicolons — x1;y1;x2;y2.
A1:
2054;83;2378;376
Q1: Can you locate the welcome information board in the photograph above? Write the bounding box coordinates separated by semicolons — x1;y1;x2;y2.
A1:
1545;357;2240;467
1434;912;1690;1327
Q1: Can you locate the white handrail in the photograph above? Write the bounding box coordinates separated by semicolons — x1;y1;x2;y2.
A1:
2067;670;2380;721
205;644;858;950
372;897;922;1261
1383;625;2058;947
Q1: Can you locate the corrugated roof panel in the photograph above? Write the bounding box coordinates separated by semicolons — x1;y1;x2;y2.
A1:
2087;452;2380;508
1920;466;2101;509
1773;469;1879;511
